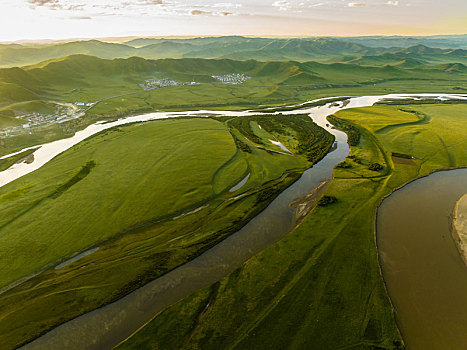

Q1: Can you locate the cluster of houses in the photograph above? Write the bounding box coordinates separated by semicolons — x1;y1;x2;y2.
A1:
0;103;87;138
139;74;251;91
212;73;251;84
75;102;96;107
139;78;201;91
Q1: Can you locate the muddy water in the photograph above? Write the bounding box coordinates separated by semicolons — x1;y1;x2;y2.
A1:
377;169;467;350
18;93;467;349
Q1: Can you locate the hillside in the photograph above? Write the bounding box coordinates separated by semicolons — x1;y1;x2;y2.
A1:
1;36;466;69
0;54;465;123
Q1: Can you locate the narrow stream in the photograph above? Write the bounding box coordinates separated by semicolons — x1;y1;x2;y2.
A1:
9;93;466;349
377;169;467;350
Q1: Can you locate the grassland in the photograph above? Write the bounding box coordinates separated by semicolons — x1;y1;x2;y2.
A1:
0;111;334;349
0;54;466;157
117;102;467;350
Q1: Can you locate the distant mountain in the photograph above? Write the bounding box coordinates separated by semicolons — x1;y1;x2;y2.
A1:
339;34;467;49
0;40;137;67
336;45;467;66
1;36;466;68
430;62;467;73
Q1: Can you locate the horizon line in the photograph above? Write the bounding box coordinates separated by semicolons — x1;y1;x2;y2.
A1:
2;33;467;45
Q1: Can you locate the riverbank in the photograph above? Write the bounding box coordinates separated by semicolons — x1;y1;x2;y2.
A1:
290;178;331;225
453;193;467;266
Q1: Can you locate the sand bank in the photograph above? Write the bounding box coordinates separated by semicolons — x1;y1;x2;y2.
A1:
453;193;467;265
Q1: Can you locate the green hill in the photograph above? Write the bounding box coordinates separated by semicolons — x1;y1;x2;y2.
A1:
1;37;466;69
0;54;465;123
0;40;137;67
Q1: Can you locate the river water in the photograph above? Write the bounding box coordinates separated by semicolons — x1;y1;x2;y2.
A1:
377;169;467;350
6;93;465;349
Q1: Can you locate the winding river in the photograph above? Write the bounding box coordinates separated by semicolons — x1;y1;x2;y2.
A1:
0;93;462;349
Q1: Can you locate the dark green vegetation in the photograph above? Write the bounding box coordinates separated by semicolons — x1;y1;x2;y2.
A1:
328;114;361;146
0;113;333;349
226;114;334;162
317;195;338;207
117;102;467;350
369;163;384;172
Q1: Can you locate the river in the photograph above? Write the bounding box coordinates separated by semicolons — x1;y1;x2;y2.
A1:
377;169;467;350
4;93;464;349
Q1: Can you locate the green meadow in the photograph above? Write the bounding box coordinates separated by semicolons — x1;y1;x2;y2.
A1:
0;113;333;349
117;102;467;350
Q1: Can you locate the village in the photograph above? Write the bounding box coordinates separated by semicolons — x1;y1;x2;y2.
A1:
0;72;252;139
212;73;251;84
139;78;201;90
0;102;93;138
139;73;250;91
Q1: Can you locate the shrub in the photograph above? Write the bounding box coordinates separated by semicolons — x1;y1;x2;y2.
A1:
368;162;384;171
336;161;352;169
317;195;338;207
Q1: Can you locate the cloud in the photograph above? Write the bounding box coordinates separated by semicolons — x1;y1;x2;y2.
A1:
70;16;91;19
28;0;58;5
191;9;209;15
27;0;87;11
272;1;291;11
190;9;234;16
28;0;62;9
386;0;399;5
348;2;367;7
212;2;242;8
24;0;243;19
139;0;164;5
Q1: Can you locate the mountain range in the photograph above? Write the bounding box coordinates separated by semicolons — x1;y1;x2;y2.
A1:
1;36;466;68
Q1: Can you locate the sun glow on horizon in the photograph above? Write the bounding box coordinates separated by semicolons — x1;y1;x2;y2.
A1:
0;0;465;42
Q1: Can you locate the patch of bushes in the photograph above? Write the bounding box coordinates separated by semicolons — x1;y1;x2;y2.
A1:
336;161;352;169
228;114;335;164
328;115;361;146
317;195;338;207
227;117;264;145
347;155;363;164
368;162;384;171
232;134;251;153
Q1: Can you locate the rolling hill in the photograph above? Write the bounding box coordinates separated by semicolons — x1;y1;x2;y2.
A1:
1;36;466;69
0;54;465;121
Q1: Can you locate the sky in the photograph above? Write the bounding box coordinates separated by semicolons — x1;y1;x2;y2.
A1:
0;0;466;42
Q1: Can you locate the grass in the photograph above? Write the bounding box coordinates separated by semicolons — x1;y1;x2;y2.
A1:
0;53;466;157
0;113;333;349
117;102;467;350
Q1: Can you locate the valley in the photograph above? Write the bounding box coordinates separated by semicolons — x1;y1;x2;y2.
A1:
0;34;466;350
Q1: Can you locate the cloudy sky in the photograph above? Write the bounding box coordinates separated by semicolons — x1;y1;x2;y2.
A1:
1;0;466;41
